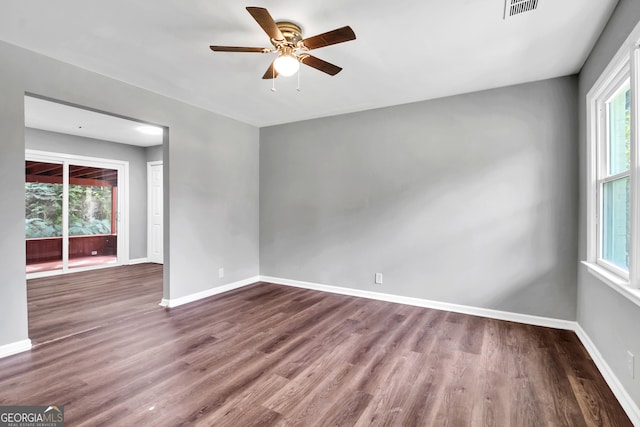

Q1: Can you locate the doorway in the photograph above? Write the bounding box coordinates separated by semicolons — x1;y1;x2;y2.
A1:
24;94;165;278
24;94;168;343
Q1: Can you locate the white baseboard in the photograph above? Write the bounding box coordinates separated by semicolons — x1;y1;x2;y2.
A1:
259;275;640;424
0;339;32;359
128;258;150;265
574;325;640;425
159;276;260;308
18;268;640;423
259;275;576;331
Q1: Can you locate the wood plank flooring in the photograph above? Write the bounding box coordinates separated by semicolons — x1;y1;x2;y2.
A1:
27;263;163;344
0;264;631;426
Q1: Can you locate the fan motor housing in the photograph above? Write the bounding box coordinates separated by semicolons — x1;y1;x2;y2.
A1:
274;21;302;45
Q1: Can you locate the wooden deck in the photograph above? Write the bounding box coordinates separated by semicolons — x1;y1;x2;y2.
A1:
26;255;118;274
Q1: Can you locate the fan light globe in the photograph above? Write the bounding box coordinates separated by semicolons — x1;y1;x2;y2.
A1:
274;54;299;76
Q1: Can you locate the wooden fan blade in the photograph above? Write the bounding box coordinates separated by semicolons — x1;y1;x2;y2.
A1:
262;61;279;79
210;46;269;53
246;7;285;42
301;26;356;50
301;55;342;76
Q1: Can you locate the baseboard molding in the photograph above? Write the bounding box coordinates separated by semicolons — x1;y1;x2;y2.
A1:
259;275;640;424
259;275;576;331
0;339;32;359
128;258;150;265
574;325;640;425
159;276;260;308
22;267;640;421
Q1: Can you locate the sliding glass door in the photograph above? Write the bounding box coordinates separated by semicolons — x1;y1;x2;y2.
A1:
25;161;64;273
67;165;118;269
25;152;127;276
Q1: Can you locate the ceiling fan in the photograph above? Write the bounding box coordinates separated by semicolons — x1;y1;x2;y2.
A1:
210;7;356;79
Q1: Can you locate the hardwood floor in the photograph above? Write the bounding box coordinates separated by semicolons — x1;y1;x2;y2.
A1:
0;264;631;426
27;263;163;344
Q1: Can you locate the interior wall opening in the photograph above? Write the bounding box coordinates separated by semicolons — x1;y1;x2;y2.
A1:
24;93;167;344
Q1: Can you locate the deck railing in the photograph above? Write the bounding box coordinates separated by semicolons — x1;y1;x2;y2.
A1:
26;235;117;264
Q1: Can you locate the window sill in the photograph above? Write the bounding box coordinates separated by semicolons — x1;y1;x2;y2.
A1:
582;261;640;308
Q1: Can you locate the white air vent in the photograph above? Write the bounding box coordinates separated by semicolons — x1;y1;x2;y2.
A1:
504;0;539;19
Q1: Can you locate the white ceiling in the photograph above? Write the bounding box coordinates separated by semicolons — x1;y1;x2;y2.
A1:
1;0;619;127
25;96;164;147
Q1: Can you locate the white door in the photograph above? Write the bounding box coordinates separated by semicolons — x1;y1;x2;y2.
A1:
147;162;163;264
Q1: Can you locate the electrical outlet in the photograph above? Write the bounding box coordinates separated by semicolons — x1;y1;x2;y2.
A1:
375;273;383;284
218;268;224;278
91;250;98;256
627;351;635;378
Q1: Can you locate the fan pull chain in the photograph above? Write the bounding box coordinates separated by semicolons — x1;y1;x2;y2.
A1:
271;65;276;92
297;67;301;92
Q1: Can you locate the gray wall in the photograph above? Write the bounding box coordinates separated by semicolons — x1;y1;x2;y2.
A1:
0;40;259;349
146;144;163;163
260;76;579;320
577;0;640;405
25;128;150;260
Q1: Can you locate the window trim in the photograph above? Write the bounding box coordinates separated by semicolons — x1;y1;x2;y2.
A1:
596;70;630;280
25;149;130;279
586;20;640;292
590;57;631;281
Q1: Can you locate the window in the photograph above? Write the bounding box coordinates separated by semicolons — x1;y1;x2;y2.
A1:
25;163;116;238
25;179;63;239
597;76;631;278
25;150;128;277
586;22;640;294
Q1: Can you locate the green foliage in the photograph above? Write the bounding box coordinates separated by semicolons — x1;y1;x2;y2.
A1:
69;218;112;236
25;217;62;238
68;185;112;236
25;182;113;238
25;182;63;238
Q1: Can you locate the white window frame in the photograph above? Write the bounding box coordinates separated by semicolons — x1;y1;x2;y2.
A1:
25;149;130;279
585;19;640;304
595;69;631;280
